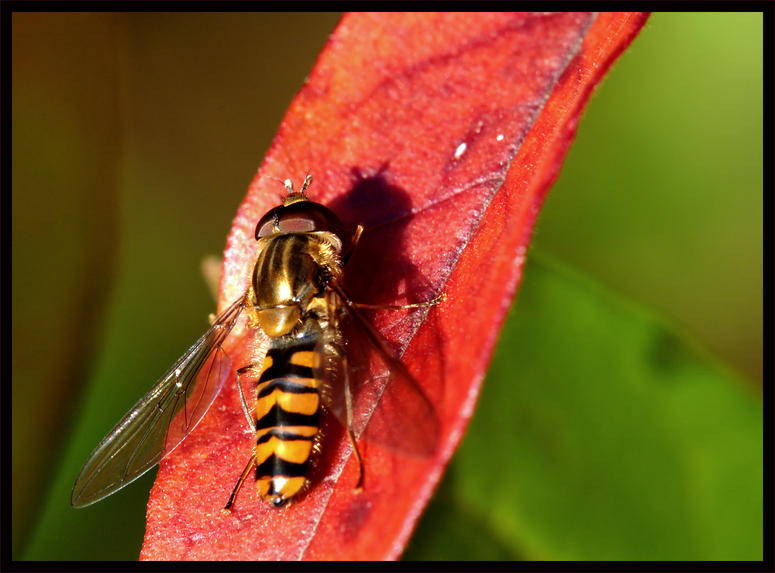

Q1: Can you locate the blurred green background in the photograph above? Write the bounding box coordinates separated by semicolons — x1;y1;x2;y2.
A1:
13;13;761;560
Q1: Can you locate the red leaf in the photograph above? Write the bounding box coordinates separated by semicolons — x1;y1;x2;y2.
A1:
141;12;649;560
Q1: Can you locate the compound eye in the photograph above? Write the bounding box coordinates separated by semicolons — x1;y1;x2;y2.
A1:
255;201;346;244
254;206;282;239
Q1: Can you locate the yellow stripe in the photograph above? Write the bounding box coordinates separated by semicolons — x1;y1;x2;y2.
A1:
257;476;306;501
281;391;319;415
258;355;273;377
254;435;315;465
276;438;314;464
254;386;319;419
253;389;277;420
290;350;320;369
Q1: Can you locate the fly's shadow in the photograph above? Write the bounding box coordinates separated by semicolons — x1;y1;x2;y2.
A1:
329;169;436;310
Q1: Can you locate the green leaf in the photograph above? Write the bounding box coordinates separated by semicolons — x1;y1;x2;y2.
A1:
406;251;762;560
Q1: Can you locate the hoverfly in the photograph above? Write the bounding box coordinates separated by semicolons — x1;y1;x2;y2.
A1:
72;175;442;509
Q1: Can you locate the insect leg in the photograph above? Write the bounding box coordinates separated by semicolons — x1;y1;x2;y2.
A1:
350;291;446;311
223;452;256;513
341;224;364;265
341;351;364;491
236;363;259;432
341;219;444;310
225;362;261;512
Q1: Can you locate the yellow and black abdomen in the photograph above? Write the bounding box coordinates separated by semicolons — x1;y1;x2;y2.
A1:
253;327;322;506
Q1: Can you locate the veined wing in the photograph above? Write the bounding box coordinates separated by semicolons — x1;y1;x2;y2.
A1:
71;296;246;507
320;281;439;458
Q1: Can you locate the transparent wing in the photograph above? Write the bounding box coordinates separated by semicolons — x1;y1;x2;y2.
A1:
320;281;439;458
71;296;246;507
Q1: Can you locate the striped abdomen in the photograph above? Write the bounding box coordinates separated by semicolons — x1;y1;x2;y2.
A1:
253;328;321;506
